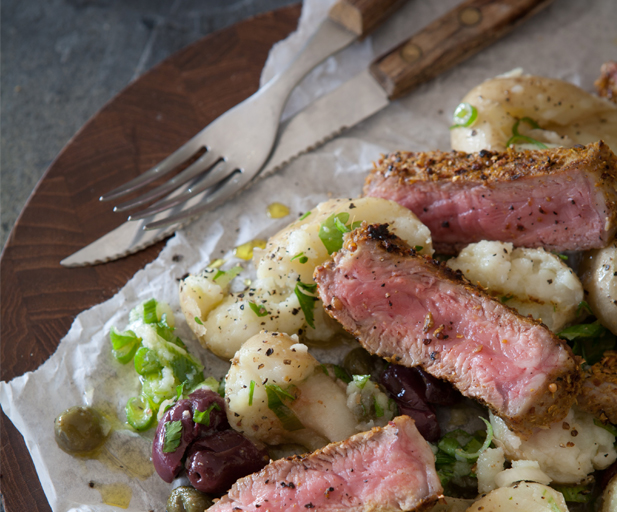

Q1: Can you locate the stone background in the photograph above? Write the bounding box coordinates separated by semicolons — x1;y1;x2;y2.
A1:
1;0;298;251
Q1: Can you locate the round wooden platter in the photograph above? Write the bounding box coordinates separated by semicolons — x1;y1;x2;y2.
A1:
0;5;301;511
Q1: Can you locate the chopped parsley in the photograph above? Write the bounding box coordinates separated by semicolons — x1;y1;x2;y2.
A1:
558;321;616;365
295;281;318;329
318;212;362;255
249;302;269;317
163;420;183;453
193;402;221;426
264;384;303;431
248;380;256;406
194;316;203;325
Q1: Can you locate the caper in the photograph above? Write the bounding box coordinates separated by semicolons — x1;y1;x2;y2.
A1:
166;486;213;512
54;406;108;455
343;347;378;377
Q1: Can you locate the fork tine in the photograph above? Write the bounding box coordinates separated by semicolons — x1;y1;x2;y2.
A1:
143;170;247;230
128;160;232;220
99;138;205;202
113;150;221;212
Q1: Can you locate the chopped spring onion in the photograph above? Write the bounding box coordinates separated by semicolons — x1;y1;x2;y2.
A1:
455;417;493;459
142;298;159;324
291;252;308;264
213;265;243;287
449;102;478;129
249;302;269;317
194;316;203;325
299;211;311;221
264;384;303;431
506;117;548;149
134;347;163;376
352;374;371;390
162;419;183;452
110;328;141;364
126;394;156;431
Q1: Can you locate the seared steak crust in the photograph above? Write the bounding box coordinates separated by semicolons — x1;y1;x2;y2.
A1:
596;61;617;103
578;351;617;424
314;224;581;436
363;142;617;253
208;416;442;512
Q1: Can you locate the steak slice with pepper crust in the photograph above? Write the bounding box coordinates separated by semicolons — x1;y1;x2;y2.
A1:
578;350;617;425
314;224;581;437
208;416;442;512
363;142;617;254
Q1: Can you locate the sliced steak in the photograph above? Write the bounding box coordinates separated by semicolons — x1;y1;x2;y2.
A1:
578;350;617;424
363;142;617;254
314;224;581;436
208;416;442;512
596;61;617;103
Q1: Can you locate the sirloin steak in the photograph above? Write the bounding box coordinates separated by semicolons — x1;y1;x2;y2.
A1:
578;350;617;425
363;142;617;254
314;224;581;436
208;416;442;512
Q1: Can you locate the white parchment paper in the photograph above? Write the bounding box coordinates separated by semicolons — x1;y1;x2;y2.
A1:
2;0;616;510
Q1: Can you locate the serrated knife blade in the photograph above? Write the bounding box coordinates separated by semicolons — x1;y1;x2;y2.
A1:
61;0;553;267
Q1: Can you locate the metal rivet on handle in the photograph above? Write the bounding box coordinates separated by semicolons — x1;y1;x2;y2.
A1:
459;7;482;26
400;43;422;64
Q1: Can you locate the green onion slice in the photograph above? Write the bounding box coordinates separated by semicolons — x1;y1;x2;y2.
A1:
506;117;548;149
449;102;478;129
299;211;311;221
126;394;156;431
110;328;141;364
454;417;493;460
142;298;159;324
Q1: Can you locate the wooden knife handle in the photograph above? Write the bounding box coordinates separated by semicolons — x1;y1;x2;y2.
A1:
369;0;554;99
329;0;408;38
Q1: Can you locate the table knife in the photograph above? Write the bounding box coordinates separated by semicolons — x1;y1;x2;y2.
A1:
61;0;553;267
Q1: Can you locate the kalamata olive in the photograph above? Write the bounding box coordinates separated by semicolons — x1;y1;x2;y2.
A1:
185;429;269;494
54;406;109;455
379;364;441;441
152;389;228;483
601;460;617;489
166;486;213;512
343;347;378;376
415;367;460;406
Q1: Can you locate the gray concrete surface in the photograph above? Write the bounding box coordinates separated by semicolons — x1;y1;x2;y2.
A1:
1;0;298;251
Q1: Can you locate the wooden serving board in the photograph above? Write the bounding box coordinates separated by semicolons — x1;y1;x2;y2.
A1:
0;5;301;510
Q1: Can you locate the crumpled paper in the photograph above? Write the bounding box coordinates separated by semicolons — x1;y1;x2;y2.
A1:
1;0;615;510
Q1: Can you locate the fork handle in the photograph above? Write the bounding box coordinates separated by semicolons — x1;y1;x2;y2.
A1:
329;0;408;38
369;0;554;100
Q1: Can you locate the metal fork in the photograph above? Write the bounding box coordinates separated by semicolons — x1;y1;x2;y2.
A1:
100;19;357;230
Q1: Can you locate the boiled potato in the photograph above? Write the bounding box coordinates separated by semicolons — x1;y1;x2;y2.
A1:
476;447;505;493
451;73;617;153
224;331;359;451
465;483;569;512
430;497;475;512
579;241;617;335
181;197;433;359
602;472;617;512
490;408;617;484
447;241;584;332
